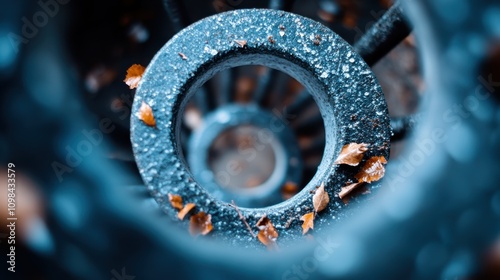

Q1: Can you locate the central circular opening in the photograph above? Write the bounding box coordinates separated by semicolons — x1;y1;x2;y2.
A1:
208;125;277;190
181;65;326;208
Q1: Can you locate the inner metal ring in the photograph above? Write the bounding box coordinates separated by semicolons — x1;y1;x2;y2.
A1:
131;9;391;246
188;104;303;208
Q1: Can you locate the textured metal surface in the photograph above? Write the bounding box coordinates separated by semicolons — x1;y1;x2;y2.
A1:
131;9;391;246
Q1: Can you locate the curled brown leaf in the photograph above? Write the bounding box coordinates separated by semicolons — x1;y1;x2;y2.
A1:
334;143;369;166
189;212;213;236
355;156;387;183
256;215;271;230
256;215;278;248
312;182;329;213
168;194;183;210
124;64;145;89
338;182;365;199
340;183;372;204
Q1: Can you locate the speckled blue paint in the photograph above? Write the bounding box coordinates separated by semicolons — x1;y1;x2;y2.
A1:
131;9;390;247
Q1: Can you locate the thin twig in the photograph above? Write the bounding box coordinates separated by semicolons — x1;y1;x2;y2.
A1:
285;216;296;229
229;200;256;238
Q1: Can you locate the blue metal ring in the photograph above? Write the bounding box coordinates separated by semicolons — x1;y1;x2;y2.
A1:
188;104;303;208
131;9;391;246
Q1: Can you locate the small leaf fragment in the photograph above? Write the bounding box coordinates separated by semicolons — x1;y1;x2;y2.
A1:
360;186;371;195
168;193;183;210
312;182;330;213
300;212;315;235
342;12;358;29
338;182;365;199
178;52;188;60
256;215;271;230
334;143;369;166
281;181;299;200
178;203;196;220
124;64;145;89
189;212;213;236
256;215;278;248
355;156;388;183
341;196;350;205
137;101;156;127
340;183;371;204
234;40;247;48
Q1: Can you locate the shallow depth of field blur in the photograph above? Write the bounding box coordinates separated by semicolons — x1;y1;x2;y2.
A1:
1;0;499;279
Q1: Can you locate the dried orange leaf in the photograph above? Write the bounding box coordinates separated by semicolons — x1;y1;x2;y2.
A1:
300;212;315;235
137;101;156;127
178;203;196;220
124;64;145;89
256;216;278;248
189;212;213;236
256;215;271;230
338;182;365;199
258;228;278;248
281;181;299;200
334;143;369;166
168;194;183;210
312;182;329;213
234;40;247;47
355;156;388;183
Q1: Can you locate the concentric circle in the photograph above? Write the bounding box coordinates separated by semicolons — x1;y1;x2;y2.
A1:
131;9;391;246
188;104;303;208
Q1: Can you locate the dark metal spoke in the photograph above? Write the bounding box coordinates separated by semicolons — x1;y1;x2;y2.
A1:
286;89;314;116
217;69;234;105
269;0;296;11
253;67;278;105
390;114;419;141
269;72;290;109
302;137;326;155
194;87;211;115
163;0;190;32
294;114;324;135
353;0;412;67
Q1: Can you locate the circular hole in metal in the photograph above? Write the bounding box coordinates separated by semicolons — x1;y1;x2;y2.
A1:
180;66;325;208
